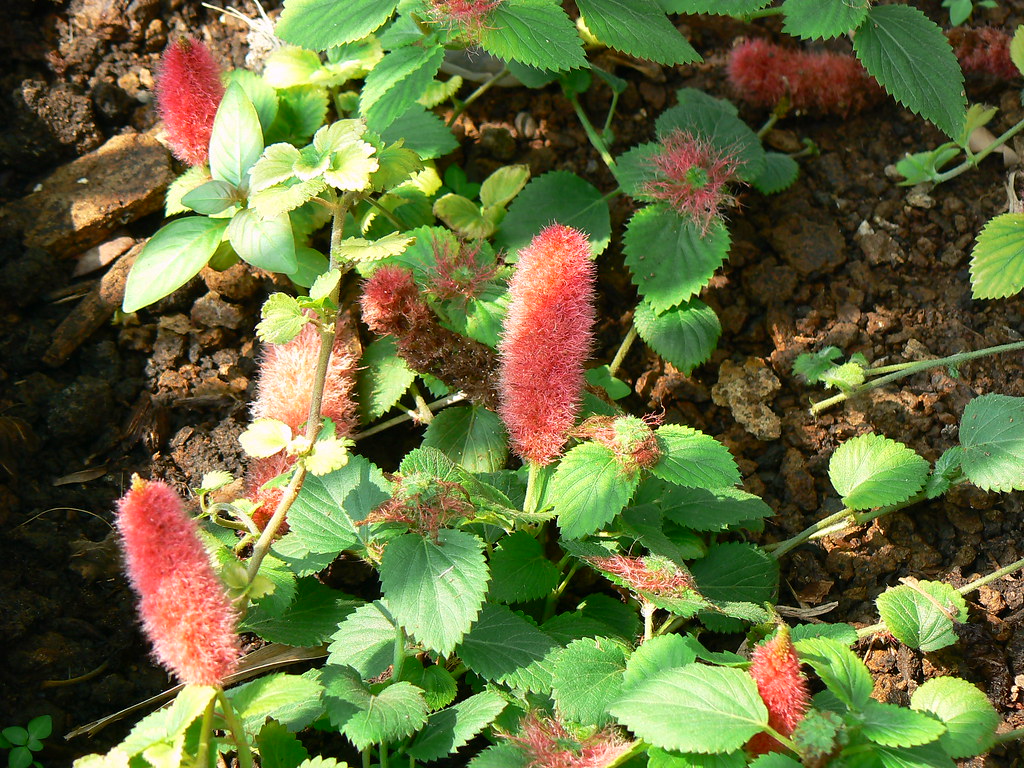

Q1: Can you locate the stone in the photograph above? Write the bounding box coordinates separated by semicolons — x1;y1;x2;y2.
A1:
711;358;782;440
191;291;246;329
768;214;846;275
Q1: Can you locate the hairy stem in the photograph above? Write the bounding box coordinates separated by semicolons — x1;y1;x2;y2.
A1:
933;116;1024;183
608;324;639;379
353;393;467;441
447;65;511;125
217;688;253;768
569;94;616;171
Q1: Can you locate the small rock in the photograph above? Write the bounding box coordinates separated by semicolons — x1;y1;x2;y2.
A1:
73;234;134;277
191;291;245;329
768;215;846;275
478;125;516;160
711;358;782;440
201;261;260;301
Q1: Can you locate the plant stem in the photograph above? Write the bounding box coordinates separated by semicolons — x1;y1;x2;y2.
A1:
353;393;467;441
765;508;854;559
364;195;406;231
605;741;648;768
447;65;511;125
809;340;1024;415
994;728;1024;745
608;324;638;378
543;561;580;622
523;461;543;516
216;689;253;768
642;601;656;642
408;382;434;424
569;94;616;171
933;115;1024;183
194;697;216;768
392;625;407;682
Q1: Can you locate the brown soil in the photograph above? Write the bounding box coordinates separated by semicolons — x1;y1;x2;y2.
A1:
2;0;1024;765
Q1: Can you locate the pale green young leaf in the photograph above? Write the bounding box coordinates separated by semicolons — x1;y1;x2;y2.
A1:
119;686;216;756
634;298;721;375
577;0;700;65
252;143;302;192
657;0;772;13
624;205;729;313
227;208;298;274
309;268;341;301
304;437;351;476
609;666;768;753
651;424;740;489
276;0;397;50
327;601;397;679
123;217;228;312
751;152;800;195
690;542;778;605
209;81;264;188
969;212;1024;299
419;75;464;109
487;531;561;604
263;46;323;88
380;529;489;655
358;336;416;421
551;637;628;726
422;406;508;473
876;581;967;652
852;5;966;139
496;171;612;258
165;165;212;216
792;347;843;383
337;232;415;264
479;164;531;209
228;673;325;733
181;180;238;215
828;433;929;510
860;699;945;748
959;394;1024;492
911;677;999;758
371;141;425;191
251;178;328;220
256;293;308;344
407;691;507;762
434;194;491;239
795;637;873;710
1012;25;1024;76
323;140;378;191
241;579;358;646
552;442;639;539
240;418;292;458
781;0;869;40
478;0;586;71
621;635;697;694
820;361;867;391
314;119;367;153
456;603;559;692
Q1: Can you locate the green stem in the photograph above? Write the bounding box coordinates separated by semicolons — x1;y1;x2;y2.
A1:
193;697;216;768
655;614;688;637
608;324;639;379
605;741;648;768
765;508;854;559
363;748;372;768
642;601;656;642
353;393;466;441
932;115;1024;183
408;382;434;424
569;94;616;171
957;554;1024;595
392;625;407;682
216;689;253;768
364;195;405;231
602;90;621;137
447;66;511;126
757;111;781;140
380;744;389;768
809;340;1024;415
523;461;543;516
994;728;1024;745
543;561;580;622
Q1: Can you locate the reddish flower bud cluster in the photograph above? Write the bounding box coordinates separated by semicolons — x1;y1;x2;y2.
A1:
727;38;882;117
746;626;811;756
572;415;662;474
587;554;694;597
425;236;499;305
504;712;631;768
357;474;474;541
498;225;596;465
116;477;240;686
155;37;225;166
643;129;741;232
360;265;501;409
949;27;1018;80
426;0;504;40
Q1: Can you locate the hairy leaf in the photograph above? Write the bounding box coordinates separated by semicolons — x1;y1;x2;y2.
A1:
959;394;1024;492
969;212;1024;299
875;580;967;652
634;298;721;375
828;433;929;510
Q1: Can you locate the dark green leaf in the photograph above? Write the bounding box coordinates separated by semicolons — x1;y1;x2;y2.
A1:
276;0;398;50
551;637;628;726
327;600;397;679
651;425;740;489
795;637;872;710
551;442;639;539
828;433;929;510
634;298;721;375
407;691;507;762
456;603;559;692
358;336;417;422
422;406;508;473
875;580;967;652
241;578;359;646
782;0;869;40
576;0;700;66
959;393;1024;492
478;0;586;72
488;531;561;604
860;699;946;748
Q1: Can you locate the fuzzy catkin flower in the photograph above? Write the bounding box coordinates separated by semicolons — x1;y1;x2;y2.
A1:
498;225;596;465
950;27;1018;80
155;37;225;166
116;477;240;686
504;712;631;768
746;626;810;755
426;0;504;40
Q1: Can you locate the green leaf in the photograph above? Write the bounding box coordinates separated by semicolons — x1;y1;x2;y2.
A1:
1012;25;1024;77
380;529;490;655
433;194;491;240
363;45;445;131
658;0;772;13
256;293;308;344
651;425;740;489
257;721;310;768
585;365;631;400
242;579;358;646
407;690;507;762
828;433;929;510
287;454;391;554
795;637;872;710
251;178;328;220
267;86;329;145
873;742;956;768
781;0;869;40
634;298;721;375
861;699;946;748
165;165;211;216
792;347;843;383
876;580;968;652
229;672;325;734
480;164;531;209
227;208;298;274
969;212;1024;298
478;0;587;72
959;394;1024;492
123;217;228;312
381;106;458;160
402;664;458;711
358;336;417;422
421;406;508;473
852;5;966;139
327;600;397;679
609;666;768;753
337;233;414;264
577;0;699;65
469;743;529;768
551;442;639;539
487;530;560;603
209;81;264;189
322;667;428;751
911;677;999;758
181;179;238;215
621;635;696;694
323;140;379;192
252;143;300;192
820;361;867;391
496;171;612;258
624;206;729;313
229;69;278;134
119;685;216;755
456;602;559;692
276;0;398;50
790;623;858;646
690;542;778;605
926;446;963;499
551;637;628;726
657;484;772;531
751;152;800;195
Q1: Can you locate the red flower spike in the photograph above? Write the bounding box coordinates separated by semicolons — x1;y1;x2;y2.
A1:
950;27;1018;80
426;0;504;40
573;414;663;474
498;224;596;465
115;477;240;686
727;38;882;117
360;265;434;338
588;553;694;597
505;712;631;768
746;625;811;756
155;37;225;167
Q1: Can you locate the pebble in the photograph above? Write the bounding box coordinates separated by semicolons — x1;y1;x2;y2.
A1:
191;292;245;329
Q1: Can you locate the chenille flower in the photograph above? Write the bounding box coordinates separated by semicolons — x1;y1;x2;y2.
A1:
950;27;1019;80
573;415;662;475
642;129;741;233
154;37;225;166
746;625;811;755
425;0;504;40
587;553;694;598
504;712;631;768
498;224;596;465
115;477;240;686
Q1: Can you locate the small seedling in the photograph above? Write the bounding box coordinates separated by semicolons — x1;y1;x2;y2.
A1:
1;716;51;768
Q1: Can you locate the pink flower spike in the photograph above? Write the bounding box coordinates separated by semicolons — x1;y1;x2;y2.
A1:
115;477;240;686
746;625;811;756
498;224;596;465
950;27;1018;80
426;0;504;40
505;712;631;768
155;37;225;166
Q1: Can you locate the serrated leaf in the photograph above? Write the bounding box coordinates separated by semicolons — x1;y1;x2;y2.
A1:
227;208;298;274
256;293;308;344
276;0;397;50
873;741;956;768
380;106;458;160
852;5;966;139
403;664;458;711
478;0;586;72
358;336;417;422
876;581;968;652
165;166;212;217
407;691;507;763
861;699;945;748
790;623;858;646
658;0;772;13
577;0;700;66
305;437;351;476
479;164;531;209
251;178;328;220
795;637;873;710
456;603;559;692
240;418;293;458
911;677;999;758
323;140;379;191
327;601;397;679
926;446;963;499
551;442;639;539
690;542;778;605
970;212;1024;299
622;635;696;694
781;0;869;40
257;721;310;768
820;361;867;391
380;529;489;655
610;666;768;753
421;406;508;474
651;425;740;489
322;667;428;750
252;143;301;192
228;673;325;733
959;394;1024;492
657;485;772;531
551;637;628;726
634;298;721;375
751;152;800;195
487;531;560;603
828;433;929;510
433;194;491;240
363;45;445;131
209;81;263;189
337;232;414;264
1012;25;1024;77
242;578;358;646
792;347;843;384
119;686;216;755
624;206;729;312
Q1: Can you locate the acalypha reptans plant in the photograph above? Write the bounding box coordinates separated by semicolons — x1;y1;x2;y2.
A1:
73;1;1024;766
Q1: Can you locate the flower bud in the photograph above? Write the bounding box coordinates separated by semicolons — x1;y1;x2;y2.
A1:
746;625;810;755
155;37;225;166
